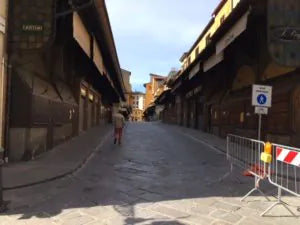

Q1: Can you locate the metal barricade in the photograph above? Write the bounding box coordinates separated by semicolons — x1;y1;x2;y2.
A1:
262;143;300;216
227;134;270;202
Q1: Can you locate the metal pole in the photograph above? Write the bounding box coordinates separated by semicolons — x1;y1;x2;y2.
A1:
258;113;262;141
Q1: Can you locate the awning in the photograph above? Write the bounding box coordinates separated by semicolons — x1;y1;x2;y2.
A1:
93;37;105;75
203;51;224;72
189;62;201;80
73;12;90;57
0;16;5;34
171;80;182;93
216;10;250;55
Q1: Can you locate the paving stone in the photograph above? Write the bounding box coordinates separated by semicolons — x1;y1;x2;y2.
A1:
55;211;95;225
79;205;119;220
210;209;243;224
210;201;241;212
0;216;12;225
210;220;232;225
23;218;57;225
237;218;273;225
220;197;250;207
246;201;274;212
161;199;215;216
271;217;300;225
134;207;169;220
84;220;107;225
179;214;213;225
139;192;166;202
126;188;147;197
259;203;300;217
104;215;125;225
136;201;155;209
1;219;27;225
149;204;190;219
3;123;300;225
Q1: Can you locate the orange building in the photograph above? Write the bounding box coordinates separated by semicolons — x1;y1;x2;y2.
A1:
144;74;166;109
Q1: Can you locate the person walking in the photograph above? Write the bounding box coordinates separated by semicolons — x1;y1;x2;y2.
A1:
113;109;125;145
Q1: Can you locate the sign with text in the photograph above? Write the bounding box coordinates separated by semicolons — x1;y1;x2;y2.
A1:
9;0;56;50
252;85;272;108
255;107;268;115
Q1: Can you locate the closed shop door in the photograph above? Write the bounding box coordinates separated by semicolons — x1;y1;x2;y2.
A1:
79;96;85;133
87;100;92;129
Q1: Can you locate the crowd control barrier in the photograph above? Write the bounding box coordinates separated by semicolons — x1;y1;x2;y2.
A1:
261;143;300;216
227;135;270;202
227;134;300;217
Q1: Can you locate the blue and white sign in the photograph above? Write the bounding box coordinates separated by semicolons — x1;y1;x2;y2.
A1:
257;94;267;105
252;84;272;108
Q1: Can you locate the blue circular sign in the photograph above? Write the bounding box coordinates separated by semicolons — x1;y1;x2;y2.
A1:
257;94;267;105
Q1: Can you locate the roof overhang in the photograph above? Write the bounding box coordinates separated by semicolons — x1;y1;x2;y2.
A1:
78;0;126;101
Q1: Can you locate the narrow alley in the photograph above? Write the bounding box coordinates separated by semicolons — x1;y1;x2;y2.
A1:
1;123;299;225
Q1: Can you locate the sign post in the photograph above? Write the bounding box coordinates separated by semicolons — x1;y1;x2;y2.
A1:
252;85;272;141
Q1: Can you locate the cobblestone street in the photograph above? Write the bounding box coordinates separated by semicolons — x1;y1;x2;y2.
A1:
1;122;300;225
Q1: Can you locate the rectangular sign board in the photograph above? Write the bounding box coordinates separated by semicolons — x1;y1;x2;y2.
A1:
9;0;55;50
255;107;268;115
252;84;272;108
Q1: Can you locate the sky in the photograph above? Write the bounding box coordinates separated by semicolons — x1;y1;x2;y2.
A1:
106;0;220;92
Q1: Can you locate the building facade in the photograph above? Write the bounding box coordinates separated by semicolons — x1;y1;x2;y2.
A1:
157;0;300;147
120;69;133;119
143;74;166;120
131;92;145;121
5;0;125;161
121;69;133;106
144;74;166;109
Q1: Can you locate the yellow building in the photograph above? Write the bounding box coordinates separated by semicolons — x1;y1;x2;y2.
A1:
132;109;144;122
180;0;241;71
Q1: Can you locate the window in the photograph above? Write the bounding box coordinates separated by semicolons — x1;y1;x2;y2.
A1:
206;34;211;46
188;57;191;66
195;47;199;57
220;15;225;24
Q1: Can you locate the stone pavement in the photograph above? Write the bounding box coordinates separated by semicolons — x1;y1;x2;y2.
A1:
3;124;113;189
1;122;300;225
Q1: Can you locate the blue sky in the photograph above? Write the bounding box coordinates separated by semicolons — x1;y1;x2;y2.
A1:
106;0;220;92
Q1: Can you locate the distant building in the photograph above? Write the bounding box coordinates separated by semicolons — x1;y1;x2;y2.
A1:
121;69;133;106
131;92;145;121
121;69;133;118
144;74;166;109
143;74;167;121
